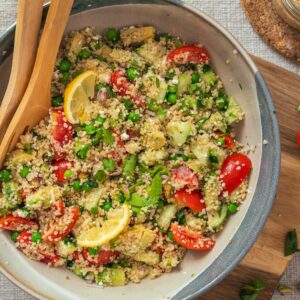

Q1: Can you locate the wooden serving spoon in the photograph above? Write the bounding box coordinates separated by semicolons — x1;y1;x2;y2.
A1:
0;0;74;167
0;0;44;142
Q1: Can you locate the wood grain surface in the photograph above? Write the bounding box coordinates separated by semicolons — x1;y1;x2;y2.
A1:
202;56;300;299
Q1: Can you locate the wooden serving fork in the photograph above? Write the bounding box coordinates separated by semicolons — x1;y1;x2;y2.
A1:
0;0;74;167
0;0;44;141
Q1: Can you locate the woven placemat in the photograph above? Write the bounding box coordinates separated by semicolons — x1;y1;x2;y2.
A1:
241;0;300;63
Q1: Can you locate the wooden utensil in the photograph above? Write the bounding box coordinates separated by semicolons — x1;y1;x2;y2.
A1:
0;0;74;167
0;0;44;142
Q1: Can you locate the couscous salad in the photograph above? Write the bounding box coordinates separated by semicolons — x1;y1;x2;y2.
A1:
0;26;251;286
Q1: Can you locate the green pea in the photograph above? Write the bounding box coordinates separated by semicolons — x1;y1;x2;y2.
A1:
11;231;19;242
64;170;73;179
126;67;139;81
228;203;238;214
102;158;116;172
59;59;71;72
19;165;30;178
95;116;106;124
85;124;97;135
148;99;158;112
102;200;112;212
156;107;167;120
192;72;200;83
95;169;107;182
32;231;42;244
216;96;229;111
72;180;81;191
51;95;63;107
124;99;133;111
196;118;208;130
60;72;69;84
168;85;178;94
106;27;120;42
128;112;140;123
202;64;211;73
23;143;31;153
0;169;11;182
188;84;198;94
216;137;225;147
78;48;92;59
166;93;177;104
88;247;100;256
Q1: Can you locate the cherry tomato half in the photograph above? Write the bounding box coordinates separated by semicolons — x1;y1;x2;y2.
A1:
110;70;146;109
297;131;300;149
167;45;209;64
50;108;74;160
220;153;252;194
171;223;215;251
224;135;235;149
0;216;38;232
172;165;199;190
82;248;118;266
43;206;79;243
174;189;205;213
52;159;73;184
52;199;65;216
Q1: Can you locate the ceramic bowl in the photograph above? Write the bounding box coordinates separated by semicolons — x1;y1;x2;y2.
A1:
0;1;280;299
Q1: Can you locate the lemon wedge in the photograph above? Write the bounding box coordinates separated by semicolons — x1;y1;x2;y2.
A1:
64;70;97;124
76;204;131;248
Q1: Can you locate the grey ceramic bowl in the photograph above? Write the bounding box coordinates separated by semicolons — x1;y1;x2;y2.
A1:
0;1;280;299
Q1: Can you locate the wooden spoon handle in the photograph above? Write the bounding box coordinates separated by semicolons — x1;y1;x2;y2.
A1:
0;0;74;167
0;0;44;142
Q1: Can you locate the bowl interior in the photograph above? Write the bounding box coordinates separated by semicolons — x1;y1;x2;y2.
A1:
0;1;279;299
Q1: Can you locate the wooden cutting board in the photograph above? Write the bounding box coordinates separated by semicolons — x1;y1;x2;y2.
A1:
202;57;300;299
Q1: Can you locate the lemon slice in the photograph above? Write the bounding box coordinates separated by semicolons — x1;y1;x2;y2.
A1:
64;70;97;124
76;204;131;247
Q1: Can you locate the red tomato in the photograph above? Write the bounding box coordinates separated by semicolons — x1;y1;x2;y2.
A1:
220;153;252;194
172;165;199;190
297;131;300;149
17;230;32;245
224;135;235;149
110;70;146;109
82;248;118;266
167;45;209;64
171;223;215;251
0;216;38;232
52;159;73;184
52;199;65;216
40;252;61;266
50;108;74;160
173;189;206;213
43;206;79;243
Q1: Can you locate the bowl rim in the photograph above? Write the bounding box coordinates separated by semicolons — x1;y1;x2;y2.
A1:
0;1;280;299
